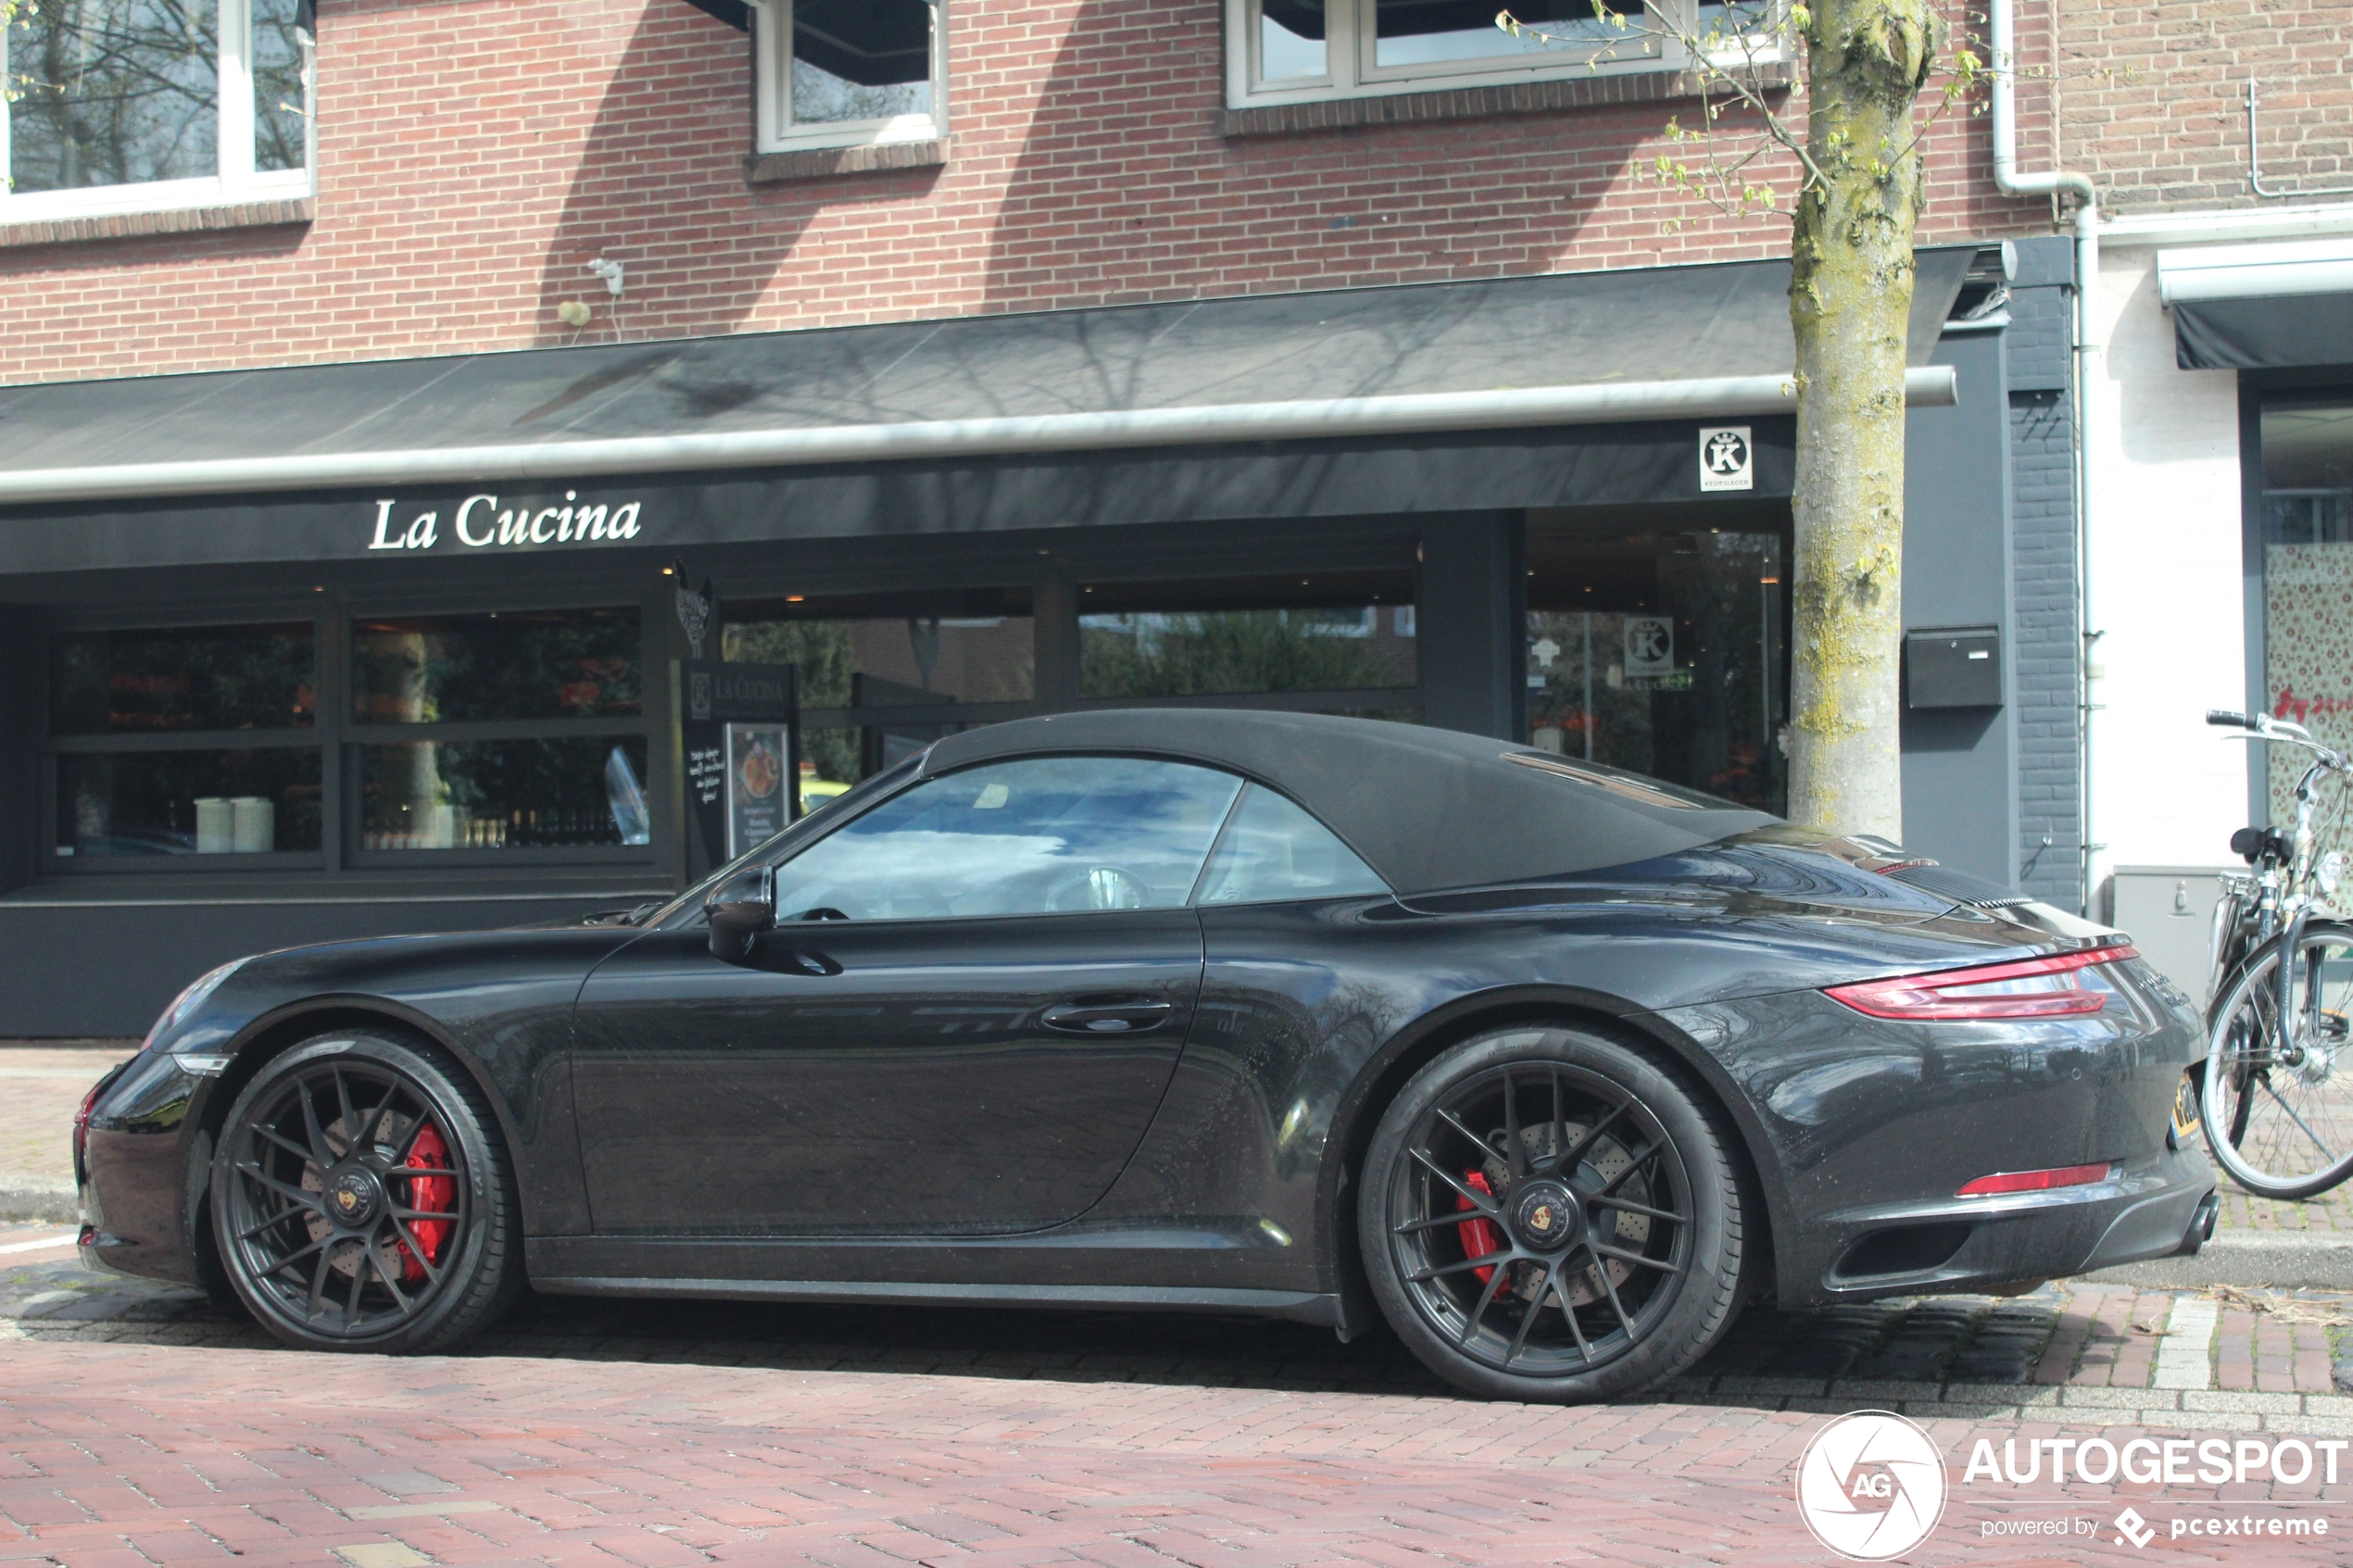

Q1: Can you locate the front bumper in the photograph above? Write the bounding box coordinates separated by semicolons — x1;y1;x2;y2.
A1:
1805;1143;2216;1303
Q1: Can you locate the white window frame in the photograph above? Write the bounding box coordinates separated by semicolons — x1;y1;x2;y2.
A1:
749;0;945;155
0;0;314;222
1225;0;1782;110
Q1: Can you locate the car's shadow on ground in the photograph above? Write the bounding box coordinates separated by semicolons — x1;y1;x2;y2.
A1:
4;1255;2077;1400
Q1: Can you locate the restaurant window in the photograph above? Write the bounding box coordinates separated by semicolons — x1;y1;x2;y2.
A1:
1077;570;1416;706
45;621;322;860
1228;0;1777;108
349;607;653;856
2258;397;2353;871
753;0;942;153
725;586;1032;814
1;0;313;222
1525;514;1785;813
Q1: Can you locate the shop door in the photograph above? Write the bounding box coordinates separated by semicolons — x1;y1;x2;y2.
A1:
1524;515;1787;813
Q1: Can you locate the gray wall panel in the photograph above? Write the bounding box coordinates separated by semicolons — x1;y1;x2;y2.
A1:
1900;331;2017;885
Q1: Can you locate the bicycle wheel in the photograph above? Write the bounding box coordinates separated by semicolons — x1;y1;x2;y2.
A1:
2201;921;2353;1198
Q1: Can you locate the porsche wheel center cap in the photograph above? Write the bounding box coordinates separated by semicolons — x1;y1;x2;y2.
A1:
327;1168;380;1227
1511;1181;1580;1250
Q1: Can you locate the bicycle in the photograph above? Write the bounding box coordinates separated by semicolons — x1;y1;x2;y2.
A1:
2196;708;2353;1198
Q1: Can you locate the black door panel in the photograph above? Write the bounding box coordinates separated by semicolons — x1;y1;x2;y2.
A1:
572;911;1202;1236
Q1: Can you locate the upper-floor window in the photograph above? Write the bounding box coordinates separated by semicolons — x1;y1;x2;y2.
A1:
1;0;312;221
1227;0;1778;108
752;0;943;153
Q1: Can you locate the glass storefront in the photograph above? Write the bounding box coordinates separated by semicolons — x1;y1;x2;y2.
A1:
724;587;1035;811
31;519;1791;877
1077;570;1416;701
43;604;658;868
1524;513;1785;812
2259;398;2353;863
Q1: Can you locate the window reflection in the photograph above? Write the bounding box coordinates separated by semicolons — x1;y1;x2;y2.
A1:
251;0;308;172
1372;0;1619;67
351;608;640;723
1078;571;1416;699
1525;517;1784;812
772;757;1242;920
2261;400;2353;881
359;737;650;851
6;0;221;192
1260;0;1328;77
57;748;321;857
789;0;932;125
51;623;314;735
725;590;1035;709
1197;784;1388;904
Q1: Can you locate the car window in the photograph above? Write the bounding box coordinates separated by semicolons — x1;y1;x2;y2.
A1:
770;755;1244;922
1194;784;1390;905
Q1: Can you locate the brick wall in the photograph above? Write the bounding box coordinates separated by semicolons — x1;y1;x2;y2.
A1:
0;0;2054;383
2055;0;2353;213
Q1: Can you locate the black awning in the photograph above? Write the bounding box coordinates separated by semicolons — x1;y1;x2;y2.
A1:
0;253;1971;575
2174;293;2353;370
0;253;1969;479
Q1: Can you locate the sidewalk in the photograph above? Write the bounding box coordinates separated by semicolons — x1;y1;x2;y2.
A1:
5;1241;2353;1566
0;1043;132;1222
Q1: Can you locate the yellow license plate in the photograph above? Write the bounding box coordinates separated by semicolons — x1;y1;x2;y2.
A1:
2171;1073;2203;1144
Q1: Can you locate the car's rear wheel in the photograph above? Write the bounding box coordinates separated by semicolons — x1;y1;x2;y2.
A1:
210;1032;521;1353
1359;1024;1745;1402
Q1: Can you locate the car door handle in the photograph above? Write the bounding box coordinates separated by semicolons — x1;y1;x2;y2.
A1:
778;948;842;977
1041;998;1176;1035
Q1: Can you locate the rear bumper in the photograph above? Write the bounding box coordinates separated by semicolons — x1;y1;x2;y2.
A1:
1802;1143;2217;1303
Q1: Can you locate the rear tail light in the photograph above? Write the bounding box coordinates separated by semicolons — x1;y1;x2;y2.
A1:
1957;1162;2114;1197
72;1075;106;1186
1825;945;2136;1021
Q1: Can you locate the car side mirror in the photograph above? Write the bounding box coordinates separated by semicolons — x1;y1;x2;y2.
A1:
705;864;776;964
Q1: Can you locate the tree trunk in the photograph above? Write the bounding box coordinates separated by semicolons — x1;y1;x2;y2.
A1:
1786;0;1938;839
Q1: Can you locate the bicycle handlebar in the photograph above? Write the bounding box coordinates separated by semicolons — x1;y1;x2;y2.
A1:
2209;708;2350;770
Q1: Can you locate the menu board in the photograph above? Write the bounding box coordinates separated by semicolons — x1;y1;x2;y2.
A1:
726;723;791;859
676;659;798;879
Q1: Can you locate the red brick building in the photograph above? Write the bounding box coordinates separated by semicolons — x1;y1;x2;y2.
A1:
0;0;2217;1030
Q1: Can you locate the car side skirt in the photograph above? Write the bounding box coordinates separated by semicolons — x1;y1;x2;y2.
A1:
530;1273;1342;1326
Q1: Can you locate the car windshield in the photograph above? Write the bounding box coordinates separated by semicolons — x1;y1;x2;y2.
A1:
645;751;927;927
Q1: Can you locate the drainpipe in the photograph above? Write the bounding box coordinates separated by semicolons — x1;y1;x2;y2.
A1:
1990;0;2102;915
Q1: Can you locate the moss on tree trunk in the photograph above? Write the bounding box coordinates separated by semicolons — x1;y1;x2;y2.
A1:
1786;0;1938;837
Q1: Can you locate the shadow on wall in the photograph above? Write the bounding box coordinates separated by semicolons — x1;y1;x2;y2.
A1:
530;0;940;347
975;0;1659;320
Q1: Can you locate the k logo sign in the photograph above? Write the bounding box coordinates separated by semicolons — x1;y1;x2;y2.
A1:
1699;425;1754;492
1795;1411;1947;1561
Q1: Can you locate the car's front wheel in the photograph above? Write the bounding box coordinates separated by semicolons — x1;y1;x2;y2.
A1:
210;1031;521;1353
1359;1024;1746;1402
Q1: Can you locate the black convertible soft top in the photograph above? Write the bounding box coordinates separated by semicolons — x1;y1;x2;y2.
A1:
921;710;1777;897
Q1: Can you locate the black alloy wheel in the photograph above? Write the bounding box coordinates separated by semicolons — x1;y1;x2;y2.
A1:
211;1033;521;1354
1360;1025;1746;1401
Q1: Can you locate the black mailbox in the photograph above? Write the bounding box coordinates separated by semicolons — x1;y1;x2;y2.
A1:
1906;627;2001;709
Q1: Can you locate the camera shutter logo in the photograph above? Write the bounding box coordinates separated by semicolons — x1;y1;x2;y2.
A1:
1700;425;1754;491
1794;1411;1947;1561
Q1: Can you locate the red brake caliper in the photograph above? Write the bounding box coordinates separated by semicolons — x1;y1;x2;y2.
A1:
1455;1170;1500;1285
398;1123;452;1284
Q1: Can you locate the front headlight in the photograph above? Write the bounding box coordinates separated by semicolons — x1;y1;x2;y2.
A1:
2322;851;2346;898
142;957;250;1052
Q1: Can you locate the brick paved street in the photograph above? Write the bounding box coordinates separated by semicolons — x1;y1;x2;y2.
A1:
7;1227;2353;1566
13;1044;2353;1563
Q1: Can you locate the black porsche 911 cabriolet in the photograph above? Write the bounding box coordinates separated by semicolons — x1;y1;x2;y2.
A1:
76;709;2217;1402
